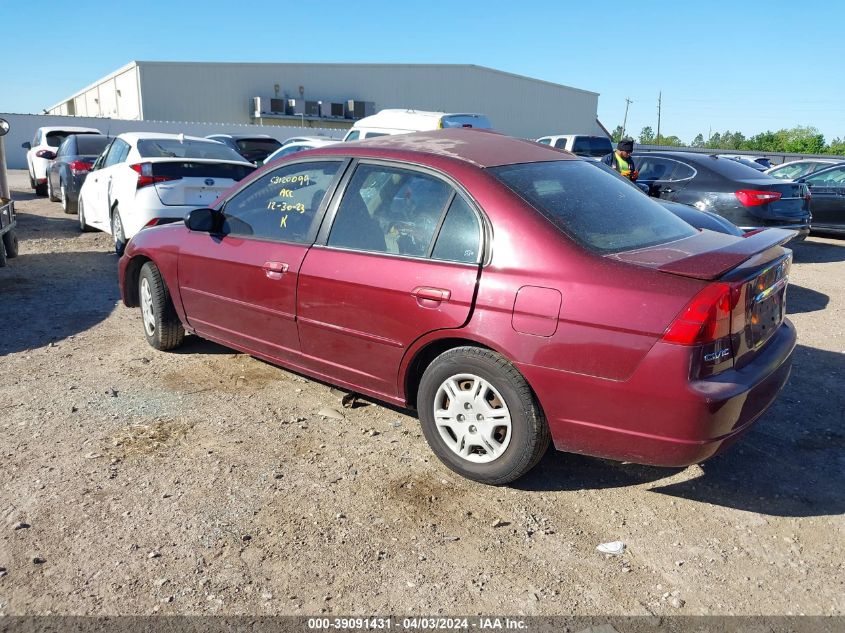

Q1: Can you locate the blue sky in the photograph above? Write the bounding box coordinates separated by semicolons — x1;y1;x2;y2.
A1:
1;1;841;144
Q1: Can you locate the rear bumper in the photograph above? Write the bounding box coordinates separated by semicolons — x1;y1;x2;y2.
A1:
518;318;797;467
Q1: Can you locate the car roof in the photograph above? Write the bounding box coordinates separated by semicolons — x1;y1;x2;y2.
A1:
39;126;101;134
312;128;577;168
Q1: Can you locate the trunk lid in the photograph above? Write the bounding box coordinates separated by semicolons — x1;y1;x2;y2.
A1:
736;179;811;221
609;227;796;280
149;160;254;206
612;228;794;373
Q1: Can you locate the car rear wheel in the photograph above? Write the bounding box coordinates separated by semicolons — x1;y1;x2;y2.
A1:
139;261;185;351
112;208;126;256
78;199;93;232
417;346;550;485
2;229;19;259
47;175;59;202
34;180;47;197
61;182;77;214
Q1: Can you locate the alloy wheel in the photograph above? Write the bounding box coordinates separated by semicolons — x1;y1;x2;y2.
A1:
140;277;156;337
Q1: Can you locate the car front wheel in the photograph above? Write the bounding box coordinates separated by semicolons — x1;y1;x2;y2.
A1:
417;347;550;485
139;261;185;351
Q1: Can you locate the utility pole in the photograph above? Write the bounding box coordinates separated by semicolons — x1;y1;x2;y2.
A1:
621;97;633;139
656;91;662;146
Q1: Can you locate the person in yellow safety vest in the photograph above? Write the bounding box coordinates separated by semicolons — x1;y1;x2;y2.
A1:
601;139;639;181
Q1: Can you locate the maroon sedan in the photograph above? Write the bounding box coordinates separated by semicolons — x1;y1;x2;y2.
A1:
119;129;796;484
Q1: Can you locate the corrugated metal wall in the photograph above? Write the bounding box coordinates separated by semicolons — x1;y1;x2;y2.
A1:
135;62;601;139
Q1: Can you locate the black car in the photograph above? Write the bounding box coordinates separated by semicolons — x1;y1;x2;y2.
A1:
589;160;744;236
792;163;845;235
45;134;113;214
633;151;811;238
205;134;282;165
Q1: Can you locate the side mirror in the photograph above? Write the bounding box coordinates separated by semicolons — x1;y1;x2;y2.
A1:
22;142;31;150
185;208;223;233
36;149;56;160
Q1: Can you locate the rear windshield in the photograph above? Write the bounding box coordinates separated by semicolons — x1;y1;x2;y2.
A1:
571;136;613;157
698;155;773;179
46;130;99;147
151;161;255;181
76;136;112;155
441;114;492;129
489;160;697;254
235;138;281;153
137;138;246;162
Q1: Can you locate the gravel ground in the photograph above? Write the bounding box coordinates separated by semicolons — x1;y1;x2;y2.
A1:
0;170;843;616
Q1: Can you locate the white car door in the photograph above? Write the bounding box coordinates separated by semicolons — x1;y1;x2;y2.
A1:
85;139;130;230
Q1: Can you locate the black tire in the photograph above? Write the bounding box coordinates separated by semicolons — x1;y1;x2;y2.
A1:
417;346;550;485
0;236;6;267
47;175;59;202
61;182;77;214
112;207;126;256
2;229;19;258
138;262;185;351
35;181;47;197
78;199;94;232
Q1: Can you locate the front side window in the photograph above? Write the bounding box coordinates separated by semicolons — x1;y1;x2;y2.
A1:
103;139;130;167
221;161;341;243
536;138;551;145
328;164;452;256
490;160;697;254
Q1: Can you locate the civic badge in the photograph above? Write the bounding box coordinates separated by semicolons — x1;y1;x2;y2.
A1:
204;178;214;186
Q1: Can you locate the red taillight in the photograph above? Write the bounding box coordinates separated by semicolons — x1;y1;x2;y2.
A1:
663;283;734;345
130;163;179;189
143;218;160;228
69;160;93;175
735;189;782;207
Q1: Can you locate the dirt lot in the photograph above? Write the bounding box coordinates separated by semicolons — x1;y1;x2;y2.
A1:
0;169;843;617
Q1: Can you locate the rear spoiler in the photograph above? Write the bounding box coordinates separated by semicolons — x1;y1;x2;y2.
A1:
657;228;796;280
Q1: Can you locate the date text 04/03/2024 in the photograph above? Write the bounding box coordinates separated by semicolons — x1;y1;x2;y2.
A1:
306;617;528;630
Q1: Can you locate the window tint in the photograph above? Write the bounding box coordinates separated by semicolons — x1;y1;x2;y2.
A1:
553;138;568;150
345;131;360;141
636;157;674;181
702;155;771;178
103;139;130;167
362;132;388;139
536;138;551;145
46;131;72;148
76;135;112;155
328;164;452;256
490;160;697;254
432;196;481;264
222;161;341;243
137;138;245;162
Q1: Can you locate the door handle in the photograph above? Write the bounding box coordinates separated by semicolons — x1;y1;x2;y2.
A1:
262;261;289;280
412;286;451;306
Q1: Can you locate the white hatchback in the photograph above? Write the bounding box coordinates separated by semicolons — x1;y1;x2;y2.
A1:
23;126;101;196
78;133;255;254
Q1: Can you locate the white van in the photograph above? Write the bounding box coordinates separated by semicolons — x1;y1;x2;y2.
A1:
343;109;492;141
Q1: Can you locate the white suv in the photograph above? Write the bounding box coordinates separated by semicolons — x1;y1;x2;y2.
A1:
23;126;101;195
78;133;255;255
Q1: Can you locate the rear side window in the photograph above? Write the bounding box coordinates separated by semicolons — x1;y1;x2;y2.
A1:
553;138;568;150
432;196;481;263
571;136;613;158
490;160;697;254
137;139;245;162
328;164;451;256
103;139;130;167
222;161;341;243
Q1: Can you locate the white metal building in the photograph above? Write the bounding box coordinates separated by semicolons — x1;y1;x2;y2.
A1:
45;61;605;140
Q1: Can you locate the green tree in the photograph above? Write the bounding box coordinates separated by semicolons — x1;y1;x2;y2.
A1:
691;133;705;148
826;137;845;156
659;135;684;147
611;125;624;142
782;125;825;154
639;126;655;144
